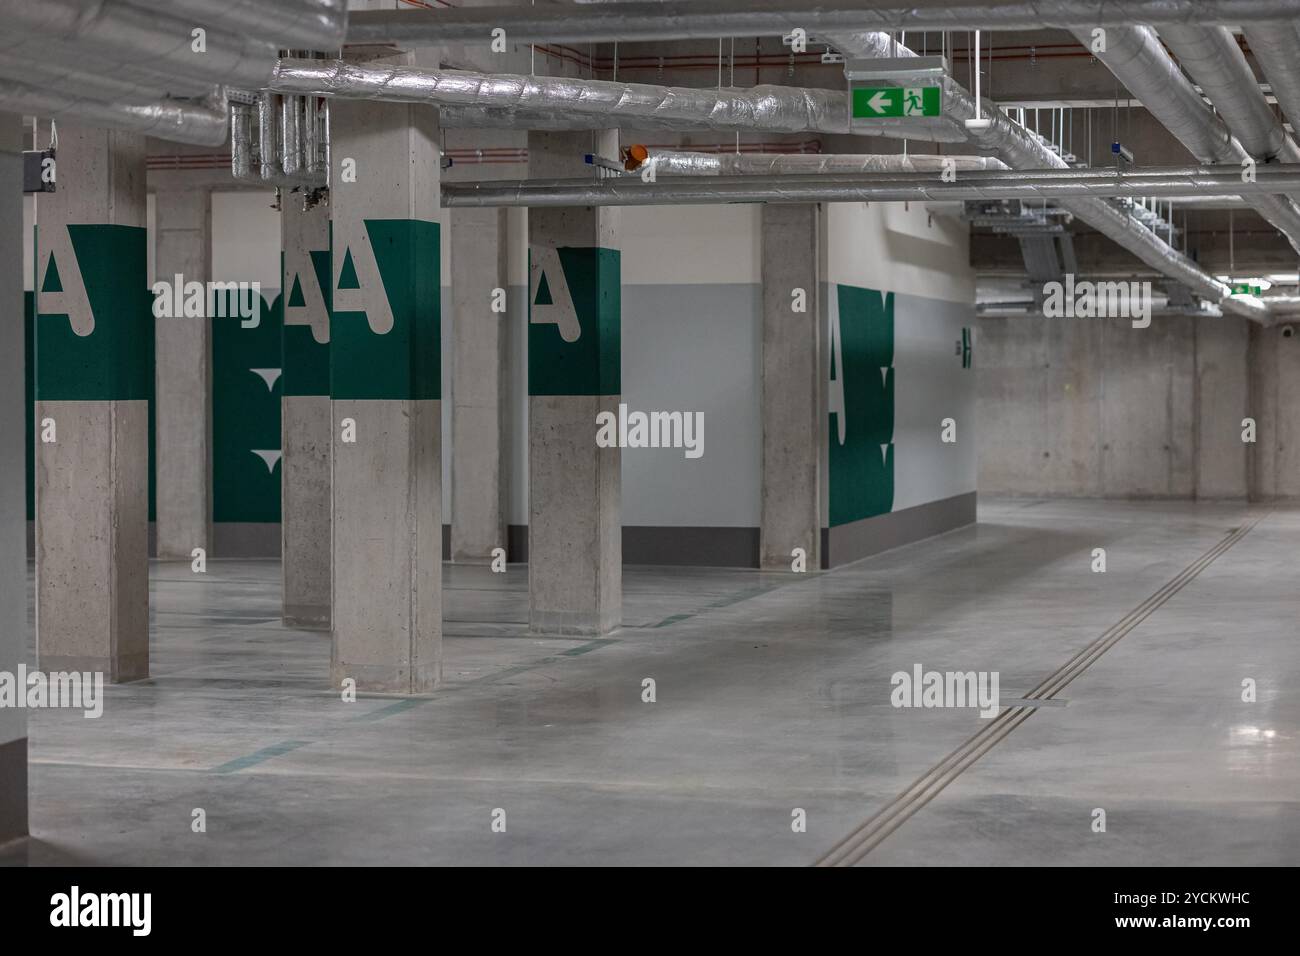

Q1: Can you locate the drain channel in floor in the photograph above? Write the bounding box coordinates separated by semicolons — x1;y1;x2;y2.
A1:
813;515;1266;867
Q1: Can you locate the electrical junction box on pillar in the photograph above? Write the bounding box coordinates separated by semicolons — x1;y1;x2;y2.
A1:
845;56;947;129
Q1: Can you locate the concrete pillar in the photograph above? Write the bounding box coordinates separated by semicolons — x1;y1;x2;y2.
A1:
526;130;621;634
330;71;442;692
281;193;331;628
35;126;149;681
759;203;821;570
153;187;212;560
0;112;27;843
450;206;509;562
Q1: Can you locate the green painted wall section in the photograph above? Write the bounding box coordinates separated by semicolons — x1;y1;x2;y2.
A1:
829;284;895;527
213;293;283;523
331;218;440;400
529;247;621;397
36;224;152;402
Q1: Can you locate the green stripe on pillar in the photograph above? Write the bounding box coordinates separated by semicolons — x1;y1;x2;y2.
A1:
528;247;620;396
36;224;151;401
331;218;440;400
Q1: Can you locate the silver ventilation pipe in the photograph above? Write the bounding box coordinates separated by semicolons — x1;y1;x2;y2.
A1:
632;151;1009;176
241;90;325;188
268;59;849;134
258;92;280;182
1240;24;1300;136
1067;24;1300;255
441;165;1300;205
281;95;304;178
820;33;1261;320
0;49;200;109
230;100;259;184
0;0;280;92
1157;26;1300;163
164;0;348;53
437;104;924;134
346;1;1300;45
264;50;1264;319
0;78;228;146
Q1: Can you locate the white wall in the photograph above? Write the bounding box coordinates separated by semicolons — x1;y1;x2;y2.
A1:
504;204;765;530
823;201;977;526
211;190;280;291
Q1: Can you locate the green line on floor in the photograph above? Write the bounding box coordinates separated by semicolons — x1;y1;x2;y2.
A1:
559;638;615;656
352;697;435;722
210;739;310;774
649;584;782;629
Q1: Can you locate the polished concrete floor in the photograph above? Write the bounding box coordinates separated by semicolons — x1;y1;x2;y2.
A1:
4;498;1298;866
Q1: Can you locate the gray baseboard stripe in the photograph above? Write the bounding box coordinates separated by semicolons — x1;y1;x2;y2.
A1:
0;737;27;844
624;526;760;567
822;492;977;569
506;525;760;567
213;522;281;558
507;524;528;563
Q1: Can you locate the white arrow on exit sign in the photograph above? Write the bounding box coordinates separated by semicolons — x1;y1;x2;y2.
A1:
866;90;893;114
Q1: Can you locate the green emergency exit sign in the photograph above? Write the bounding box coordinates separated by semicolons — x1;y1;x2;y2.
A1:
851;85;942;118
1231;282;1263;296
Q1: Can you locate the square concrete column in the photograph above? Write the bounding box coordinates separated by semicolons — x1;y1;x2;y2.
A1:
153;187;212;560
282;192;331;628
0;112;27;843
450;206;509;563
527;131;621;634
35;126;149;681
760;203;821;570
330;77;442;692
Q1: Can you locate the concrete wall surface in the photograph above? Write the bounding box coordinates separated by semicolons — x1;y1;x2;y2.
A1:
975;314;1295;500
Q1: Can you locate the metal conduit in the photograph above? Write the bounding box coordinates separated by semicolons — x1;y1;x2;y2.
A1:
634;151;1009;176
269;59;850;134
345;1;1300;45
441;165;1300;206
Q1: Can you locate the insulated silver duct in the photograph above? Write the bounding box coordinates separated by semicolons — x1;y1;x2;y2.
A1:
0;0;280;92
1240;23;1300;137
269;58;849;134
441;166;1300;205
0;34;217;100
230;100;259;183
281;95;303;178
346;1;1300;45
0;50;185;109
819;32;1263;320
437;105;847;133
163;0;348;53
0;79;228;146
239;91;325;188
258;93;280;182
1157;25;1300;163
635;151;1009;175
1067;24;1300;254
